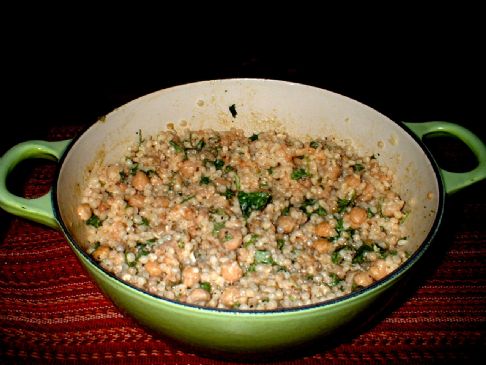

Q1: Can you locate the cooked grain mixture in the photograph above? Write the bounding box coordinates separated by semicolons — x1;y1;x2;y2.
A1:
78;128;410;310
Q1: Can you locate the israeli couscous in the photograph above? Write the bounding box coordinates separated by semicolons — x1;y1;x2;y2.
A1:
78;127;409;310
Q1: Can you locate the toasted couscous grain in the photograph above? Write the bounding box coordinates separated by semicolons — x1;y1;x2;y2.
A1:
78;128;410;310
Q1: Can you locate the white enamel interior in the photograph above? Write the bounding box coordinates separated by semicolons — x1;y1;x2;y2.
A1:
57;79;440;253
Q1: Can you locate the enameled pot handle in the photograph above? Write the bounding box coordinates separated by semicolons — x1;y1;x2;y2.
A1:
0;140;71;229
404;122;486;194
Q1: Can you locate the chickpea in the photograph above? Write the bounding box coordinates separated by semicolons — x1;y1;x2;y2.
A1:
344;174;361;188
145;261;162;277
299;179;312;188
220;287;240;307
182;266;200;287
237;248;251;264
354;272;373;287
276;216;296;234
327;164;341;180
347;207;368;229
219;228;243;251
107;165;121;182
182;206;196;220
92;245;110;261
108;221;125;241
377;173;392;183
369;259;388;280
359;183;375;202
221;261;243;283
382;198;405;218
313;239;333;254
154;196;170;208
315;222;334;238
98;201;109;213
77;204;92;221
179;160;199;179
132;171;150;191
186;288;210;306
214;177;230;187
128;194;145;208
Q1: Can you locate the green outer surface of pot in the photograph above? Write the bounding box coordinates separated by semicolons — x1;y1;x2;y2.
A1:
71;242;398;353
1;79;485;354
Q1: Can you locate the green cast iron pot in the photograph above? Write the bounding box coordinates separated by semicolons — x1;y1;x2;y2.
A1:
1;79;485;356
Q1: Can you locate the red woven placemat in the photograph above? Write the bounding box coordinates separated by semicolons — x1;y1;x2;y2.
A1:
1;126;485;364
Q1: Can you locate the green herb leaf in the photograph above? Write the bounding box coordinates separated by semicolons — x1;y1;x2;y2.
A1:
169;140;185;153
371;243;387;258
211;208;227;217
233;173;241;191
353;163;364;172
140;217;150;226
224;232;233;241
247;263;256;273
224;165;235;173
300;198;316;216
316;206;328;217
337;196;354;213
145;169;156;177
331;247;347;264
329;273;342;286
352;244;373;264
277;239;285;250
243;234;259;248
254;250;275;265
238;191;272;218
367;208;374;218
400;211;410;224
335;217;345;235
86;214;102;228
309;140;319;149
135;243;150;261
181;195;194;203
125;252;136;267
138;129;144;146
119;171;128;183
249;133;259;142
229;104;237;118
281;206;290;216
212;222;225;235
195;139;206;151
200;176;211;185
224;189;235;200
291;168;311;180
213;159;225;170
200;282;212;292
130;163;139;176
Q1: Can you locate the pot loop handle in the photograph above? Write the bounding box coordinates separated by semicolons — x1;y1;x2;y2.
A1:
405;122;486;194
0;140;71;229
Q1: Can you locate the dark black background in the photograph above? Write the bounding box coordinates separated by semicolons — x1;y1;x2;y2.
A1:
2;27;485;152
1;26;484;182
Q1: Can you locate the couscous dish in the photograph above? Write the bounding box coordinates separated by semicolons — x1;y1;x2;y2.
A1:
78;127;409;310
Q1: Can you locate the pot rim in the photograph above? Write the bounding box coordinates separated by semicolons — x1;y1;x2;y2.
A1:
52;78;446;315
